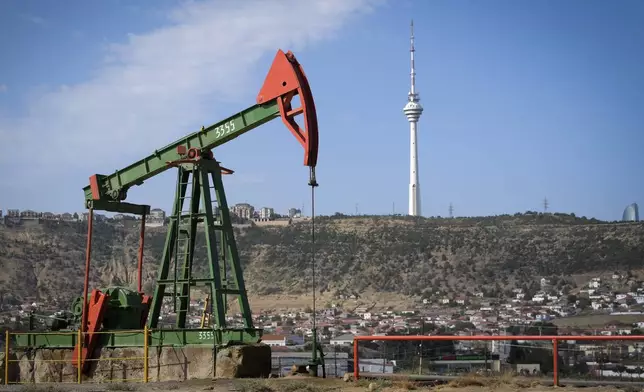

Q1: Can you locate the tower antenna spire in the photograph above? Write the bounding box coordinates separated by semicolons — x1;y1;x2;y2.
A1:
410;19;416;98
404;19;424;216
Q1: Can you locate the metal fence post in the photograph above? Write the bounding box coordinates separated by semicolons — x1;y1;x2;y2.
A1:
334;349;337;377
144;327;149;383
77;329;82;384
353;340;359;380
552;338;558;387
4;330;9;385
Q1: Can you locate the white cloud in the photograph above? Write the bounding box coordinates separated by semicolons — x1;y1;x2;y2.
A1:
0;0;382;177
22;14;46;25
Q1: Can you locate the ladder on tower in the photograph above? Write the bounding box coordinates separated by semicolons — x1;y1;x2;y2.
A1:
146;146;254;332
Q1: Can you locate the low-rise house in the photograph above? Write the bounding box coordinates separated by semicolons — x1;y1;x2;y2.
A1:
330;333;356;345
261;334;288;346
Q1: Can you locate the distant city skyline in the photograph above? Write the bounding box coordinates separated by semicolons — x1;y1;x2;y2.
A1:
623;203;640;222
0;0;642;221
2;198;642;222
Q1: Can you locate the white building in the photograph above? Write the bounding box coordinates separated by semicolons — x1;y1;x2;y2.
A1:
261;334;287;346
330;334;355;345
259;207;275;221
231;203;254;220
146;208;166;227
357;358;394;374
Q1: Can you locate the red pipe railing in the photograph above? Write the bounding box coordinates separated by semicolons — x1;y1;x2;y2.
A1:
353;334;644;386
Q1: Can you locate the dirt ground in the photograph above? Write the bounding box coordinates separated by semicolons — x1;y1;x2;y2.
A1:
0;376;639;392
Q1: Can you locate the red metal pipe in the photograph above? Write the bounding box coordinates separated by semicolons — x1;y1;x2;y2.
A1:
353;335;644;341
352;334;644;382
552;338;558;386
80;208;94;334
353;337;359;381
137;213;146;293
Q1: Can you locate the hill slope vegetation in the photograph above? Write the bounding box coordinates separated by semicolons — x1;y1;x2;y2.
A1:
0;213;642;308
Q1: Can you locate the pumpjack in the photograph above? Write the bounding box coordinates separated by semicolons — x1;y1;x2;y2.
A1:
41;49;323;374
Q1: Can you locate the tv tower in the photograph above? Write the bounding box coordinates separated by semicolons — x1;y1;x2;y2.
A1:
403;20;424;216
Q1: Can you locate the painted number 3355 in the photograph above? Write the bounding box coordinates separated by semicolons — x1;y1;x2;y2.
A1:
198;331;214;340
214;120;235;138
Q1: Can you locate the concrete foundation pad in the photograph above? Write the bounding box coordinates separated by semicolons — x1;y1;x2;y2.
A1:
2;344;271;383
215;344;271;378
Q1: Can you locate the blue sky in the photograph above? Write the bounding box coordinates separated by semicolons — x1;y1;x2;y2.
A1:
0;0;642;221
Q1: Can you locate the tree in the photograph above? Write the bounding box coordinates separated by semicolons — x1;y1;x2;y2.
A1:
378;328;455;371
525;322;558;336
577;297;591;310
615;364;627;379
508;322;562;374
571;361;589;376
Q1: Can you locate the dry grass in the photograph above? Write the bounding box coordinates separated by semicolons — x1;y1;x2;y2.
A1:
353;373;541;391
232;379;334;392
443;372;540;389
7;377;633;392
393;380;419;390
17;386;65;392
104;383;138;391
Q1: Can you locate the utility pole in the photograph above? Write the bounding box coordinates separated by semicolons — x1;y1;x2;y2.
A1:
449;203;454;218
543;197;549;213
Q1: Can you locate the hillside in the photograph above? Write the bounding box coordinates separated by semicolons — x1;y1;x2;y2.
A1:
0;213;643;310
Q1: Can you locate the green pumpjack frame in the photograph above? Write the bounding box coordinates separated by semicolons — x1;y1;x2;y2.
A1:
10;329;252;350
84;101;282;209
147;156;257;337
12;49;319;351
11;329;253;349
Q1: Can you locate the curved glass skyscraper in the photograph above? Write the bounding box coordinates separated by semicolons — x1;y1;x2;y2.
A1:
622;203;640;222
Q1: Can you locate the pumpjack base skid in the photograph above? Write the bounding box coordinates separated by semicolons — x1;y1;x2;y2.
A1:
12;328;262;350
